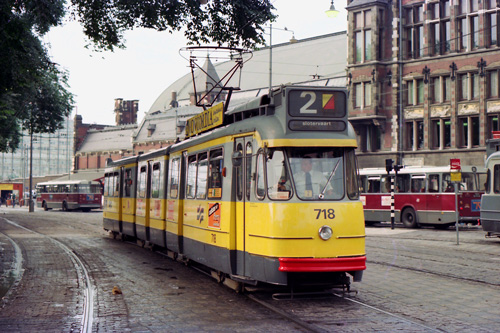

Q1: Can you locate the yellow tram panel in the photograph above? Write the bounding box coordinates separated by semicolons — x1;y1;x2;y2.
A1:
244;201;366;258
182;200;232;249
103;196;120;221
121;197;136;223
149;198;166;231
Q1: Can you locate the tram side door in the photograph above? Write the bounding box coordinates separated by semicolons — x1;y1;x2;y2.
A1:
232;136;253;277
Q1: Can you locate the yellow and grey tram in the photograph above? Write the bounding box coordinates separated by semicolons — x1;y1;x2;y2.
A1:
103;85;366;288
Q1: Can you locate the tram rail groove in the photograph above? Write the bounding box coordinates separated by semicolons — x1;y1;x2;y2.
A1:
1;217;95;333
0;231;24;303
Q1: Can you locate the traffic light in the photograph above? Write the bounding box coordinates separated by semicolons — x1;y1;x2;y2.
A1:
385;159;393;173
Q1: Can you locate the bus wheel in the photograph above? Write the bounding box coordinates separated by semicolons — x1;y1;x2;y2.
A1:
401;208;418;228
43;202;49;211
62;201;68;211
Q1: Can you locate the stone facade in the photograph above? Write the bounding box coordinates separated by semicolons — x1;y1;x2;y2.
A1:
346;0;500;168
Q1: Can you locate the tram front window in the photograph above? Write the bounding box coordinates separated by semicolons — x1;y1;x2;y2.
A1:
289;147;345;200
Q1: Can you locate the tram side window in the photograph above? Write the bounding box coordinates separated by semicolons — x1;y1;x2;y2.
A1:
151;163;161;198
395;174;410;192
186;155;197;199
256;151;266;199
494;165;500;193
266;149;291;200
197;153;208;199
103;175;109;196
235;143;244;201
113;172;120;196
124;168;132;197
138;166;147;198
346;150;359;199
208;148;223;199
169;158;180;198
246;142;252;200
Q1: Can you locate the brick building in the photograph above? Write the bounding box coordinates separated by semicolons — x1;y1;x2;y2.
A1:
346;0;500;168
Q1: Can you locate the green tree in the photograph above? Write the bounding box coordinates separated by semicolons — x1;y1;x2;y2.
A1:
0;0;275;152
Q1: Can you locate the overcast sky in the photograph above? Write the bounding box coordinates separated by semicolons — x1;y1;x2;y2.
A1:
45;0;348;125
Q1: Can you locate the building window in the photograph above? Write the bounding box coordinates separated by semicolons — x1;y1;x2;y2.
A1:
429;1;451;55
353;10;372;63
431;118;451;149
431;76;451;103
404;5;424;59
356;125;381;152
406;120;424;151
488;114;500;138
488;70;499;98
407;79;424;106
486;4;500;47
459;72;479;101
471;15;479;49
354;82;371;109
458;116;480;148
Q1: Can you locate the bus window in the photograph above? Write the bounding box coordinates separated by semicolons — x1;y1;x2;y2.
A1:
186;155;197;199
442;173;454;192
381;176;391;193
208;148;223;199
367;177;380;193
346;149;359;199
396;174;410;192
197;153;208;199
478;172;487;191
151;163;161;198
411;175;426;192
359;176;367;193
169;158;180;198
428;174;439;192
256;151;266;199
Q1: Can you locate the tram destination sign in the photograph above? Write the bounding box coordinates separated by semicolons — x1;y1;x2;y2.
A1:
186;102;224;138
287;89;346;118
285;87;348;132
288;120;346;132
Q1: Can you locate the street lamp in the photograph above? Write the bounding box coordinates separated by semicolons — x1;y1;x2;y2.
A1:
325;0;340;18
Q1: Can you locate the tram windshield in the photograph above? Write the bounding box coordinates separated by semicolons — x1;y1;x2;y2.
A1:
264;147;358;200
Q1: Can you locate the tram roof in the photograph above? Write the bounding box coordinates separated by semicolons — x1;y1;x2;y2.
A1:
485;151;500;168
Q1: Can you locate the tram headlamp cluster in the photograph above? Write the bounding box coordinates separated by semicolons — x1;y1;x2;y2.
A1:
318;225;333;240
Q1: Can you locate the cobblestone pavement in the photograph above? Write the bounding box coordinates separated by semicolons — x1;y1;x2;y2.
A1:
1;207;500;332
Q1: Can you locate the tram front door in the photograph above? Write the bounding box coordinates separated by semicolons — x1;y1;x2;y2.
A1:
232;136;253;277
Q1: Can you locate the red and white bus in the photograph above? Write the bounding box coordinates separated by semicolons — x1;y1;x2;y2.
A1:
36;180;102;212
359;165;486;228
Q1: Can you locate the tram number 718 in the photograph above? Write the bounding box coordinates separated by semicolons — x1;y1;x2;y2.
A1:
315;209;335;220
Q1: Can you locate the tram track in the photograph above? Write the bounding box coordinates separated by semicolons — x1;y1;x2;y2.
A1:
246;289;440;332
1;217;95;333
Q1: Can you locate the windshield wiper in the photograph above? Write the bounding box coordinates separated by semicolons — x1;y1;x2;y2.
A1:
319;159;341;200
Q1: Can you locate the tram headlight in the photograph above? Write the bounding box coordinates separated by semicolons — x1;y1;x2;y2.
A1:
318;225;333;240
